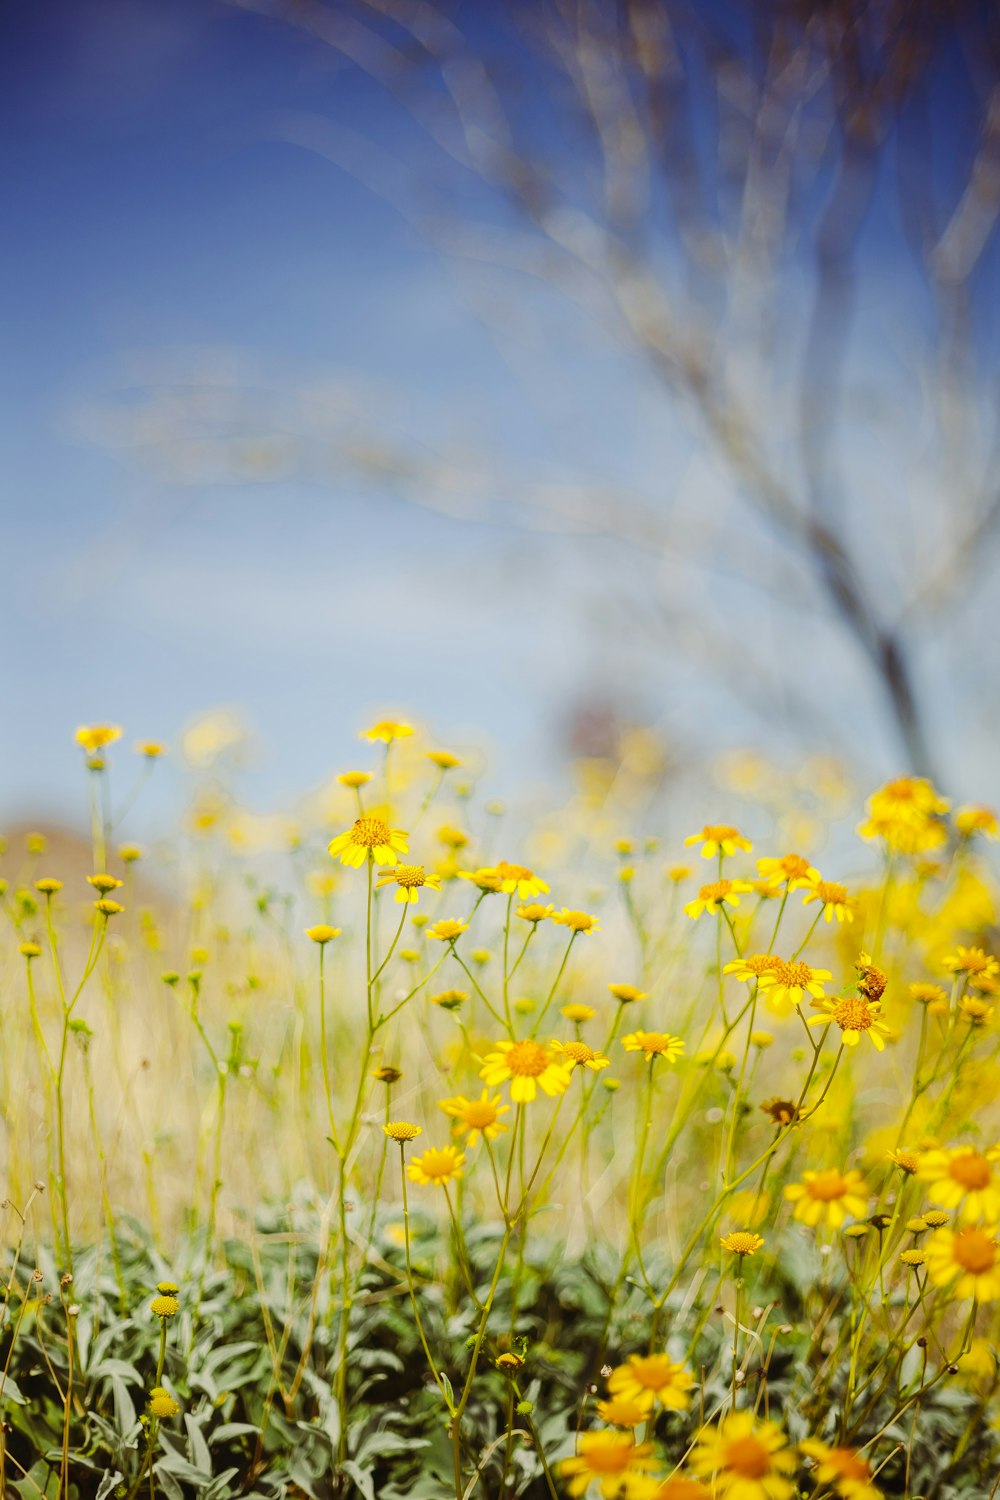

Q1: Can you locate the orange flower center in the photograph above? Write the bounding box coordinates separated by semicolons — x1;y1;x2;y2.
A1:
773;961;811;988
952;1228;997;1275
722;1435;770;1478
816;882;847;903
563;1042;595;1063
496;861;533;881
827;1449;871;1481
505;1041;550;1077
393;866;426;887
833;998;875;1032
583;1440;634;1474
416;1149;459;1179
351;817;391;847
745;954;780;974
948;1153;992;1191
701;881;731;901
806;1170;849;1202
462;1101;498;1128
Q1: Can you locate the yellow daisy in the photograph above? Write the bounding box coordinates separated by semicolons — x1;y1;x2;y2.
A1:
799;875;854;923
916;1146;1000;1221
328;817;409;868
684;880;752;919
925;1224;1000;1302
622;1032;685;1064
606;1353;693;1413
689;1412;794;1500
684;825;753;858
799;1439;880;1500
406;1145;465;1187
784;1169;869;1229
437;1089;510;1147
757;959;832;1017
479;1039;572;1103
376;865;442;904
558;1433;656;1498
807;995;893;1051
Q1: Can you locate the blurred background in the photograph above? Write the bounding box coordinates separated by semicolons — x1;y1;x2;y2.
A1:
4;0;1000;834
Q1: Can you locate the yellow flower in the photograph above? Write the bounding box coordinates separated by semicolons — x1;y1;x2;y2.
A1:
337;770;372;789
95;899;124;918
516;902;554;923
922;1209;950;1227
150;1295;179;1318
757;959;832;1017
785;1169;869;1229
942;947;1000;981
407;1145;465;1186
608;983;647;1003
479;1039;572;1103
329;817;408;872
858;777;950;854
34;878;63;895
19;942;42;959
622;1032;684;1063
955;805;999;840
551;1039;611;1073
925;1224;1000;1301
757;853;816;884
438;824;469;849
916;1146;1000;1221
684;825;752;858
887;1149;920;1175
75;724;122;753
684;880;751;919
431;989;468;1010
362;720;413;742
760;1098;800;1126
427;750;460;769
558;1432;656;1498
376;865;442;904
606;1354;693;1413
807;995;893;1051
689;1412;794;1500
800;875;854;923
305;925;340;944
459;867;505;893
900;1248;926;1267
799;1438;880;1500
552;909;600;933
595;1395;648;1428
438;1090;510;1147
88;874;123;894
148;1387;180;1419
135;740;167;759
909;981;948;1006
118;844;142;863
720;1231;764;1258
562;1003;596;1022
383;1121;422;1142
492;861;549;898
426;919;469;942
723;955;780;984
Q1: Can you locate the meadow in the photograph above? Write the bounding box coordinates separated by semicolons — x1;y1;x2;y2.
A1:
2;719;999;1499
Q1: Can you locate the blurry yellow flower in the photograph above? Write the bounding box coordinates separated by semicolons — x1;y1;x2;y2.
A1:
808;995;892;1051
438;1089;509;1146
910;981;948;1005
427;750;460;769
562;1003;596;1022
917;1146;1000;1221
858;777;949;854
609;983;646;1003
305;925;340;944
376;865;442;904
799;1439;879;1500
757;854;816;884
720;1231;764;1257
438;824;469;849
95;899;124;918
942;947;999;981
516;902;554;923
135;740;167;759
480;1039;572;1103
887;1149;920;1175
491;862;549;898
383;1121;422;1143
118;844;142;863
689;1412;793;1500
955;805;999;840
684;880;751;919
426;919;469;942
328;818;408;868
34;878;63;895
337;771;371;789
760;1098;801;1126
758;960;832;1017
622;1032;684;1063
75;724;122;753
723;955;780;984
595;1395;647;1428
551;1039;611;1073
667;865;691;882
553;909;600;933
373;1065;402;1083
800;876;854;923
19;942;42;959
407;1145;465;1186
362;721;413;742
558;1433;656;1498
607;1354;693;1413
431;989;468;1010
88;874;122;894
459;868;505;893
684;825;752;858
925;1224;1000;1301
784;1169;869;1229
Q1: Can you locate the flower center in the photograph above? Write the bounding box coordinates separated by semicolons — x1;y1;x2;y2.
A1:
722;1435;770;1478
948;1153;992;1190
807;1170;848;1202
833;998;874;1032
817;882;846;903
350;817;391;847
746;954;780;974
702;881;731;901
505;1041;550;1077
418;1149;458;1180
496;861;532;881
393;865;426;887
563;1042;595;1063
773;961;811;988
463;1101;497;1128
952;1228;997;1274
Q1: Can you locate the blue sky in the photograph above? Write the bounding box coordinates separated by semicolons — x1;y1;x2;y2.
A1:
3;1;998;835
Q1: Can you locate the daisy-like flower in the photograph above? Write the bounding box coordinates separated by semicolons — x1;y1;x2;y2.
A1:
595;1395;648;1428
684;880;751;919
800;875;854;923
887;1149;920;1175
551;1039;611;1073
942;947;1000;982
720;1231;764;1258
407;1145;465;1187
305;925;340;944
361;720;413;743
757;854;816;884
910;981;948;1006
558;1432;656;1498
427;750;460;770
553;909;600;933
562;1003;596;1023
383;1121;422;1143
88;874;122;894
807;995;893;1051
437;1089;510;1147
760;1098;801;1126
723;955;781;985
607;1354;693;1413
685;825;753;859
426;918;469;942
376;865;442;904
757;959;832;1017
799;1438;880;1500
516;902;554;923
955;805;999;840
925;1224;1000;1301
75;724;122;753
494;862;549;898
459;868;505;893
337;770;371;789
135;740;167;759
479;1039;573;1103
34;878;63;895
609;983;647;1003
328;817;409;868
628;1481;711;1500
622;1031;685;1063
916;1145;1000;1221
784;1169;869;1229
689;1412;794;1500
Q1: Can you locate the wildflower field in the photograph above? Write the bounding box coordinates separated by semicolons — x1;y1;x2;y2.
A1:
3;720;1000;1500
